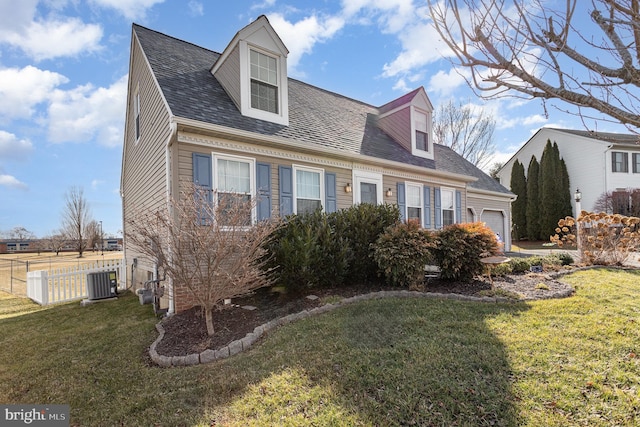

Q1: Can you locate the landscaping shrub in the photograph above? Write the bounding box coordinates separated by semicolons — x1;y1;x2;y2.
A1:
508;258;532;274
551;213;640;265
372;220;435;287
261;210;350;293
491;262;513;277
333;203;401;283
432;222;499;281
261;204;400;292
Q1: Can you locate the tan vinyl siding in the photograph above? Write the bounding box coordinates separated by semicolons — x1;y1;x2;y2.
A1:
213;44;241;110
121;35;172;289
377;107;411;152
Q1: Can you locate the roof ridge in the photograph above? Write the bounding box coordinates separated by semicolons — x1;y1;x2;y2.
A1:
132;23;221;56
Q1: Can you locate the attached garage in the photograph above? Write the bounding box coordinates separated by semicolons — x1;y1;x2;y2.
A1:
481;210;505;239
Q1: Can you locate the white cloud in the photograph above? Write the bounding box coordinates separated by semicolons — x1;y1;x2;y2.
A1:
1;18;103;61
0;66;68;119
0;131;34;161
428;68;470;97
341;0;415;33
0;174;28;190
188;1;204;16
48;75;127;147
91;179;105;190
0;0;38;35
522;114;548;126
90;0;166;20
268;13;345;77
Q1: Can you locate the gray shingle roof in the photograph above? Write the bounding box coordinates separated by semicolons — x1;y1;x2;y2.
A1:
548;128;640;146
133;24;512;195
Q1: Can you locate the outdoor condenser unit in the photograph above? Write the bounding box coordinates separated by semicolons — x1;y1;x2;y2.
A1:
87;271;118;300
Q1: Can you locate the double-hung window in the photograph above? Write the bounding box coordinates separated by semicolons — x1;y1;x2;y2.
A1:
294;166;323;215
415;110;428;152
216;155;254;226
406;183;423;222
633;153;640;173
612;152;629;173
441;188;455;226
250;49;278;114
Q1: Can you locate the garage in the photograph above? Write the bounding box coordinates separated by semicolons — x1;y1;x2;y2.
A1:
481;210;505;240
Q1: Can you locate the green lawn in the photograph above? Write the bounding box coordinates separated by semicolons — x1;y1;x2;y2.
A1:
0;269;638;426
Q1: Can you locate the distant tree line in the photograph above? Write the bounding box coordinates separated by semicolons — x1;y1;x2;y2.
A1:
510;140;573;241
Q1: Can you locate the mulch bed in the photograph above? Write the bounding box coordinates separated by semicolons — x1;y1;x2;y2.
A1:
155;270;575;358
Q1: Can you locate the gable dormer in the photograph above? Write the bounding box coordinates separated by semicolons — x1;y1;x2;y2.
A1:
377;87;434;160
211;15;289;126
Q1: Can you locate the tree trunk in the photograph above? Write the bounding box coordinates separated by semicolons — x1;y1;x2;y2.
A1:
205;308;215;336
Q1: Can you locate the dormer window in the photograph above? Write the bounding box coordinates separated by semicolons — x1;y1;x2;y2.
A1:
210;15;289;126
415;110;428;151
250;49;278;114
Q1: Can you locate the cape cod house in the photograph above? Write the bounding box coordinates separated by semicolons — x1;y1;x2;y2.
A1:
497;127;640;216
120;16;514;314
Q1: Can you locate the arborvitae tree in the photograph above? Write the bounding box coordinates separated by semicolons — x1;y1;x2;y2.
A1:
510;159;527;240
526;156;541;240
559;157;573;219
539;140;560;239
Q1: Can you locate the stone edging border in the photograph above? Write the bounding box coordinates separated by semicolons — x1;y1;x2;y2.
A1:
149;283;577;367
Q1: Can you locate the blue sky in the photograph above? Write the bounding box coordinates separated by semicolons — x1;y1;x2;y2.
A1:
0;0;628;238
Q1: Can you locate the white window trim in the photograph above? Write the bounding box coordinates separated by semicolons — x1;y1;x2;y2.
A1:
292;164;325;214
212;152;257;225
405;181;423;224
411;106;432;159
612;151;629;173
440;187;456;226
353;170;383;205
239;41;289;126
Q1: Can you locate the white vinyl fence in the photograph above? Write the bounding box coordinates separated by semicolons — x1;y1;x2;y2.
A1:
27;259;125;305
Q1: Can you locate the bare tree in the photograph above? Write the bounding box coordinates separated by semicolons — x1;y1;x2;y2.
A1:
86;220;101;252
433;99;496;169
125;184;279;336
594;189;640;215
61;186;92;257
44;233;67;255
488;161;504;180
428;0;640;130
8;226;35;241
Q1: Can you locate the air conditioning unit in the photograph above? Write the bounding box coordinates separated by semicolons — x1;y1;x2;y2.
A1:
87;271;118;300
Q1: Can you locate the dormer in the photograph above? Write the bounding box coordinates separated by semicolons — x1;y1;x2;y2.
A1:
211;15;289;126
377;87;434;160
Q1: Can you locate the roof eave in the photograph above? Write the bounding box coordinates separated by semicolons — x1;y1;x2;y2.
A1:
172;116;478;183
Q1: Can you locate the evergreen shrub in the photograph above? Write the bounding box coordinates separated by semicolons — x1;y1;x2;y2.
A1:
433;222;500;281
372;220;435;287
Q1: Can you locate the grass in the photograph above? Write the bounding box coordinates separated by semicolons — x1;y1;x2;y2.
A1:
0;269;639;426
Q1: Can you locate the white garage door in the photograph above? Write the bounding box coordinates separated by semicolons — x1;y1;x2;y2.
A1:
481;210;504;238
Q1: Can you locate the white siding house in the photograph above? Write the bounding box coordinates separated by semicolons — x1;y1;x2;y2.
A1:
497;128;640;216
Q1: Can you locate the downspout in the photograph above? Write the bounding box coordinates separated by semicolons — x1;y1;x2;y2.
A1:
165;118;178;315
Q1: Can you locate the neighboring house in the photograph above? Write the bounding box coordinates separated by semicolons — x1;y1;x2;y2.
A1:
120;16;514;314
497;127;640;216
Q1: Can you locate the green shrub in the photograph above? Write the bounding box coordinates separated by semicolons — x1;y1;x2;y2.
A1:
334;203;401;283
491;262;513;277
261;210;350;294
372;221;435;287
508;258;532;274
261;204;400;292
545;252;574;266
432;222;500;282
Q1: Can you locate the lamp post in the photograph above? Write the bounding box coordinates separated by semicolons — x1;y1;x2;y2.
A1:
574;189;582;257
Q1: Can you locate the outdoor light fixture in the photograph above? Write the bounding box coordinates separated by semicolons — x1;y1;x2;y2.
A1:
344;183;352;193
386;188;393;197
574;188;582;202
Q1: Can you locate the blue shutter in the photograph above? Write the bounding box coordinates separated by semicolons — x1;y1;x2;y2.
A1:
279;165;293;216
397;183;406;222
423;186;431;228
256;162;271;221
325;172;337;213
192;153;212;224
434;187;442;229
455;190;462;224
